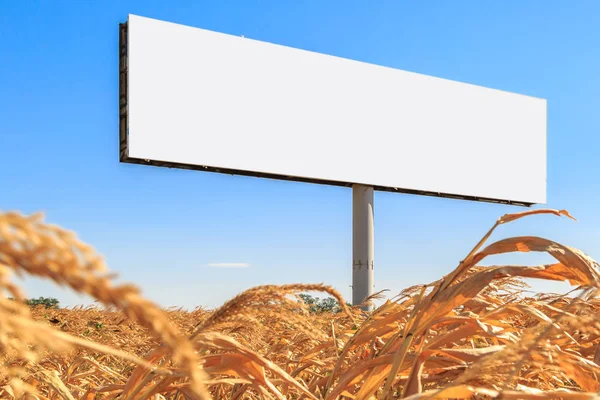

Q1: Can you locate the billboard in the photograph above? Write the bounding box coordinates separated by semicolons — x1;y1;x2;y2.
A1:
119;14;546;205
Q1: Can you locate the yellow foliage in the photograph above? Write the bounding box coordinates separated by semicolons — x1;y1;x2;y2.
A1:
1;209;600;399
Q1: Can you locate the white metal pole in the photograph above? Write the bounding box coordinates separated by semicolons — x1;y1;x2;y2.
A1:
352;184;374;311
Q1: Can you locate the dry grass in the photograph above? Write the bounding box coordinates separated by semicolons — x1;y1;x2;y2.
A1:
1;208;600;399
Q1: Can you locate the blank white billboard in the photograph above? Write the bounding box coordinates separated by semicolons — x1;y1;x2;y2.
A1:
121;14;546;205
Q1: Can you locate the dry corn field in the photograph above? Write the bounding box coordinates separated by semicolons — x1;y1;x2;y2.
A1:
2;209;600;399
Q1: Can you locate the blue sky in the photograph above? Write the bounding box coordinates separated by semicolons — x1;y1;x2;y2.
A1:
1;1;599;309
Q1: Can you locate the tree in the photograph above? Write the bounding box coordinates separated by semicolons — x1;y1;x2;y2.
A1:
299;294;350;314
26;297;60;309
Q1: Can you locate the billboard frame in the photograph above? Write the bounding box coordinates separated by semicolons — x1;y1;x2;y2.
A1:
118;20;534;207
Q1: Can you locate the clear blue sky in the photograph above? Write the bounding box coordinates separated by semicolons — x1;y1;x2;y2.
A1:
1;1;599;309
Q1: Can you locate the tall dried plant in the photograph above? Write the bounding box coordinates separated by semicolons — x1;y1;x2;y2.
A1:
1;208;600;399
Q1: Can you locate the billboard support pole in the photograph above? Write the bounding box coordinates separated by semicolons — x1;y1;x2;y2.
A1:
352;184;374;311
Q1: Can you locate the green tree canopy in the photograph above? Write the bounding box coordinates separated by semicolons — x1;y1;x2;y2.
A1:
299;294;350;314
25;297;60;309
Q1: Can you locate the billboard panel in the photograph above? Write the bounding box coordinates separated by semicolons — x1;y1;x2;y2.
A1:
120;14;546;205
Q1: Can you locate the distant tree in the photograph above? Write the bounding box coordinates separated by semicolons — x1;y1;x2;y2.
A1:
299;294;350;314
26;297;60;309
299;293;318;312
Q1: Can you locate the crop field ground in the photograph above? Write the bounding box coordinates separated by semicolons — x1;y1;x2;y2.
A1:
1;208;600;399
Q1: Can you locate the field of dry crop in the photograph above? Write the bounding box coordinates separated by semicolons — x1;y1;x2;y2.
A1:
2;208;600;399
